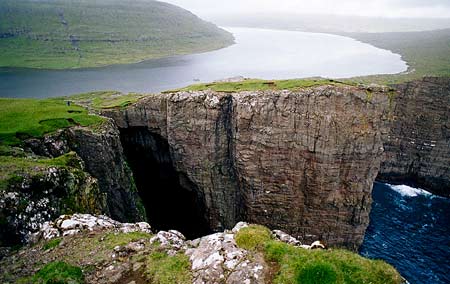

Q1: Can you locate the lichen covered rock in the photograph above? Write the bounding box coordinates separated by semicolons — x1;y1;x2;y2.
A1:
186;232;266;284
33;213;151;242
0;156;106;246
0;217;404;284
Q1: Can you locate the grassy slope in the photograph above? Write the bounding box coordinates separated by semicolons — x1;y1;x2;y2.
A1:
0;91;148;145
0;0;234;69
69;91;146;109
346;29;450;84
235;225;403;284
0;97;104;145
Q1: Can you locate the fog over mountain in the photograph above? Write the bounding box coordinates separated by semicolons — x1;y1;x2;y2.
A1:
165;0;450;18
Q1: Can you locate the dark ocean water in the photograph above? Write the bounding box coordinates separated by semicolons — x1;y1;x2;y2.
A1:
360;183;450;284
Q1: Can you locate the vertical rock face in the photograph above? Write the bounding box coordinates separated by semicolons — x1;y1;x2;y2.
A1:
379;77;450;197
108;85;390;249
64;120;145;222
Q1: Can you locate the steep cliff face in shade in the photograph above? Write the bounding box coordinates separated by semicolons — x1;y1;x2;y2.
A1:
379;77;450;197
105;85;391;249
25;120;145;223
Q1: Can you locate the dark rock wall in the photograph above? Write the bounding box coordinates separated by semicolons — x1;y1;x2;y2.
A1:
107;85;390;249
119;126;211;238
379;77;450;197
65;121;145;222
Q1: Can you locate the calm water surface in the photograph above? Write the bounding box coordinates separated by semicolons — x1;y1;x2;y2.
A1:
0;27;407;98
360;183;450;284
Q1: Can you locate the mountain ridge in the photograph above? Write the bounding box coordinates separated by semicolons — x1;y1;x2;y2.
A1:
0;0;234;69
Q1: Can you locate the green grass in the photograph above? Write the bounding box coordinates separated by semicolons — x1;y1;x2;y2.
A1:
235;225;403;284
43;238;62;251
234;225;273;251
146;251;193;284
50;231;151;264
20;261;84;284
0;0;234;69
0;97;104;145
345;29;450;84
171;78;354;93
68;91;146;109
0;151;83;190
101;231;151;249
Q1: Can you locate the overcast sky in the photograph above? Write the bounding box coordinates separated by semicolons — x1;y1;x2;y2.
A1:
164;0;450;18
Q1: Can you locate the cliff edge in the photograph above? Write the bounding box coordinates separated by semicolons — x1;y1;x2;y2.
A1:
105;82;391;249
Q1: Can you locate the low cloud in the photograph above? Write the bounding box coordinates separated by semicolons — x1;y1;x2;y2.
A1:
165;0;450;18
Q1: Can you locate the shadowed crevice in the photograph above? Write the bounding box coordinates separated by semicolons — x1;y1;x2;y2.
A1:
119;126;211;239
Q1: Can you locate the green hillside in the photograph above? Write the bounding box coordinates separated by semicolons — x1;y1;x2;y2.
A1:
0;0;234;69
346;29;450;84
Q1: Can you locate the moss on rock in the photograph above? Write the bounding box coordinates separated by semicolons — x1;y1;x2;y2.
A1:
236;225;404;284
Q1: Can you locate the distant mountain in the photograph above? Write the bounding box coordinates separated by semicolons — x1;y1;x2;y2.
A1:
0;0;234;69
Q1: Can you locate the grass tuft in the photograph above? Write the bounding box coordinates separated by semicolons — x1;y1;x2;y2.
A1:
235;225;273;251
43;238;62;251
23;261;84;284
146;251;192;284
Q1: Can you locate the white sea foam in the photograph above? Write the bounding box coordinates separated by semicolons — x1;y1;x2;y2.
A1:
387;184;432;197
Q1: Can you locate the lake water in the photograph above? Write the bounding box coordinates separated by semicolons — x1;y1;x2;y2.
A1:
360;183;450;284
0;27;407;98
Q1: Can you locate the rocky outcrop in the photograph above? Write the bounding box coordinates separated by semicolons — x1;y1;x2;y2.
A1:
106;84;391;249
0;153;105;247
0;120;146;247
0;215;326;284
25;120;145;222
379;77;450;197
186;231;266;284
34;213;151;241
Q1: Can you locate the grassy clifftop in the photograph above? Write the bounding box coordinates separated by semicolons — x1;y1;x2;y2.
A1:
0;0;234;69
170;78;356;92
0;92;150;146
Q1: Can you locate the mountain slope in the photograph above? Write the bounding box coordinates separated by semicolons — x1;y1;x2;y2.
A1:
0;0;234;69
